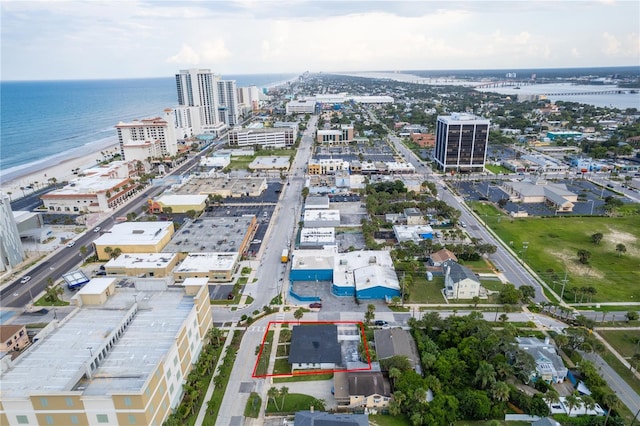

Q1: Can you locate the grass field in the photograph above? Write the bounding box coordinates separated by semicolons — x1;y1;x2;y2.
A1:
406;275;447;303
469;201;640;302
597;330;640;358
485;164;514;175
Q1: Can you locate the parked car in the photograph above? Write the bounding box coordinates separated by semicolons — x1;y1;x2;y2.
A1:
309;302;322;309
20;276;31;284
66;241;76;247
94;227;101;233
227;292;235;300
374;320;388;326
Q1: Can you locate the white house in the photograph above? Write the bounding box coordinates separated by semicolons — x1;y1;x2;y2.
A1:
442;260;480;299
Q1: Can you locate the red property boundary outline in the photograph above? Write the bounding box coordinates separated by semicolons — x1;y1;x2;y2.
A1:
252;320;372;378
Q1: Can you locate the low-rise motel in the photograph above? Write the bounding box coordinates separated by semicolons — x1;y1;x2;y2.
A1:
0;277;212;426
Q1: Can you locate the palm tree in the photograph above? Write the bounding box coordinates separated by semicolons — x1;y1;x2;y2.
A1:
6;191;12;201
474;361;497;389
581;395;596;414
293;308;304;323
207;326;224;347
103;246;113;258
543;388;560;407
279;386;289;411
490;381;510;403
388;367;401;388
602;392;619;425
565;391;581;417
267;387;280;411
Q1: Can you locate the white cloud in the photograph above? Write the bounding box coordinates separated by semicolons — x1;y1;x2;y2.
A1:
167;40;231;65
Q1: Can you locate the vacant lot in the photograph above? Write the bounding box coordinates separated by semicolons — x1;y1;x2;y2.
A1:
598;330;640;358
470;202;640;302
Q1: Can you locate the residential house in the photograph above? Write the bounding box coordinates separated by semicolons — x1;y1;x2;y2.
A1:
289;325;342;371
374;328;421;374
516;337;568;384
0;325;29;353
428;248;458;267
442;260;480;299
333;371;392;411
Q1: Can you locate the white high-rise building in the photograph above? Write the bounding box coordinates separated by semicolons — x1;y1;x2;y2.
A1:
217;80;240;126
175;69;221;127
116;109;178;162
0;192;25;272
238;86;261;111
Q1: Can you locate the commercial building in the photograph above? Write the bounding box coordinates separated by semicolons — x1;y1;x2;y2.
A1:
173;252;240;282
393;224;434;243
303;210;341;228
0;192;25;272
93;222;175;260
334;251;400;299
147;194;208;215
175;69;221;127
227;126;297;148
248;156;291;171
103;253;179;278
162;216;257;257
308;159;350;175
116;110;178;162
502;180;578;213
286;100;316;114
174;176;267;198
41;162;139;214
300;227;336;248
0;325;29;354
217;80;239;126
316;125;354;145
433;113;490;172
0;278;212;426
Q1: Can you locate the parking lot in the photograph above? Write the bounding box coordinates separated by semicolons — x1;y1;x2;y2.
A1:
456;178;629;216
221;182;283;205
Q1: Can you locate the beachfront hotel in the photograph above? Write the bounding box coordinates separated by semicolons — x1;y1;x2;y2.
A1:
0;278;212;426
217;80;240;126
175;69;220;127
0;192;25;272
115;109;179;162
40;162;140;214
433;113;490;172
227;126;297;148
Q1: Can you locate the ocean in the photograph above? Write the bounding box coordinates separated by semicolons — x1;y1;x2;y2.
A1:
0;74;297;182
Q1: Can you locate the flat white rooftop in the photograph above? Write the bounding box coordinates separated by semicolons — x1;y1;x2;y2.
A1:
156;194;208;206
303;209;341;222
291;246;337;271
44;176;128;196
300;227;336;245
0;288;194;398
93;222;174;246
175;252;239;272
105;253;178;269
333;251;396;289
76;277;117;296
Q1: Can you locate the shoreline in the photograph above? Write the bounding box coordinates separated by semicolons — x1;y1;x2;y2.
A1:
0;143;120;200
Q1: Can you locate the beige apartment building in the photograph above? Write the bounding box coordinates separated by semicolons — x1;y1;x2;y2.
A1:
0;278;212;426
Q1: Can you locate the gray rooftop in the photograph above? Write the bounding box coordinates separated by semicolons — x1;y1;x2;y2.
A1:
373;328;420;369
442;260;479;284
289;325;341;364
163;216;254;253
1;288;194;398
294;411;368;426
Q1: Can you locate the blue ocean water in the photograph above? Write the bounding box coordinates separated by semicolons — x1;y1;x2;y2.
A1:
0;74;297;180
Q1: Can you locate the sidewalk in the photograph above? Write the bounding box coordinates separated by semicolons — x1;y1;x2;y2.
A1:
194;327;238;426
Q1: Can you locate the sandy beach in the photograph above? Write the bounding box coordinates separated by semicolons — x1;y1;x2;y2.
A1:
0;143;120;200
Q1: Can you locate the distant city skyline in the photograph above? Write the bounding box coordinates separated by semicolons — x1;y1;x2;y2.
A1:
1;1;639;81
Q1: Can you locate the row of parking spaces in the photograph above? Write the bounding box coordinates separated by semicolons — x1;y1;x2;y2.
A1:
205;205;275;220
458;179;628;217
328;194;361;202
219;183;284;205
208;284;236;300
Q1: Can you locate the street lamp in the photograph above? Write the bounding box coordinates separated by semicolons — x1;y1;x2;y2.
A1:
587;199;595;215
522;242;529;262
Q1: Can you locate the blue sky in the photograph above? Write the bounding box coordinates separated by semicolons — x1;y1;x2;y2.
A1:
1;0;639;80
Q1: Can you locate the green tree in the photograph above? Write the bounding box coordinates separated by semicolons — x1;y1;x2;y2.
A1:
279;386;289;411
293;308;304;323
44;284;64;304
591;232;604;244
565;392;581;417
625;311;638;322
519;285;536;304
577;249;591;264
499;283;520;304
615;243;627;256
267;387;280;411
364;304;376;324
602;392;620;426
543;388;560;407
490;381;510;403
474;361;496;389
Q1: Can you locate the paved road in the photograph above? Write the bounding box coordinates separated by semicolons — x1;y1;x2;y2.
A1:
385;129;547;303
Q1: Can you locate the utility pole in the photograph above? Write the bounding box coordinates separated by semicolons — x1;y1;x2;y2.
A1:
560;269;569;301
